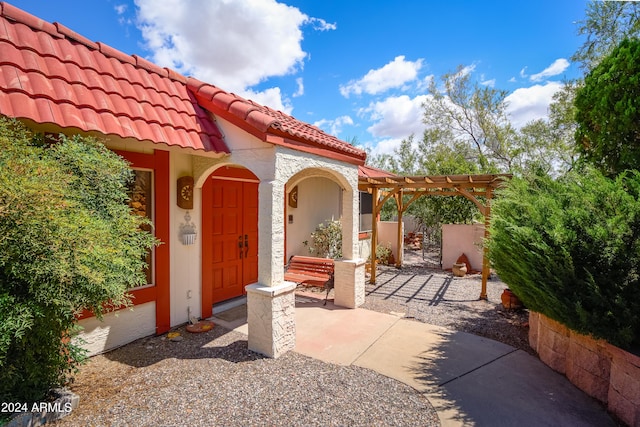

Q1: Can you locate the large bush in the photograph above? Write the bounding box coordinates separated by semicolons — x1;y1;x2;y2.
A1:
487;167;640;349
0;118;156;402
575;38;640;176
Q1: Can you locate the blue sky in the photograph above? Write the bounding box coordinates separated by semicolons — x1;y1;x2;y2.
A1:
9;0;588;156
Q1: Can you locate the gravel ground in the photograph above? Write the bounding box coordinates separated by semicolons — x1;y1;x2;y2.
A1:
54;249;529;427
55;326;438;427
362;250;532;355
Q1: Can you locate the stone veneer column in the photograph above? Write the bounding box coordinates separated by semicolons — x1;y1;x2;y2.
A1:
246;179;296;357
334;259;366;308
246;282;296;358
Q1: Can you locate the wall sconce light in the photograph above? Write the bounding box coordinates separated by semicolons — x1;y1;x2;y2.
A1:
180;211;197;245
288;185;298;208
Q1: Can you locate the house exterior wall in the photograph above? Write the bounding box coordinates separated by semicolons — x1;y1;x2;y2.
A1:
77;302;156;355
169;151;203;326
34;114;362;358
285;177;342;261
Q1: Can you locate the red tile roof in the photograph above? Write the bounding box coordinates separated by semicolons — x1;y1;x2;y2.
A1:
0;2;366;164
0;2;228;153
188;79;366;164
358;164;397;179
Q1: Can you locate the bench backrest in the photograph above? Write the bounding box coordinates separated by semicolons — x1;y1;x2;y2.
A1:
288;255;334;275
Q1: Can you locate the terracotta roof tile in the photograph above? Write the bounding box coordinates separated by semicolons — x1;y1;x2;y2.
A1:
0;3;366;163
358;165;397;179
0;3;228;153
187;78;366;163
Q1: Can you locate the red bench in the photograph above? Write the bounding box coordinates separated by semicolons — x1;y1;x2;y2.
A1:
284;255;334;287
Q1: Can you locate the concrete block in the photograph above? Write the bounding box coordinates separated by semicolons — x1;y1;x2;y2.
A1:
566;331;611;404
537;315;569;374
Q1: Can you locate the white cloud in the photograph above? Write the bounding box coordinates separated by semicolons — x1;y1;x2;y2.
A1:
481;78;496;87
519;67;528;78
530;59;570;82
505;81;563;128
293;77;304;97
361;94;430;139
114;4;127;14
134;0;331;110
454;64;476;80
314;115;353;136
368;138;403;157
241;87;293;114
339;56;424;98
308;17;336;31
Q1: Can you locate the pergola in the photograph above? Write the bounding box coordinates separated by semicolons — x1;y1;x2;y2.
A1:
358;172;511;299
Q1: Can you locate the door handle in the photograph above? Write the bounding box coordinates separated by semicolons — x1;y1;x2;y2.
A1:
244;234;249;257
238;235;243;259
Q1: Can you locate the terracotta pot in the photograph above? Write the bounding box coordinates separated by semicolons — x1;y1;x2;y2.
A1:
452;262;467;277
501;288;523;309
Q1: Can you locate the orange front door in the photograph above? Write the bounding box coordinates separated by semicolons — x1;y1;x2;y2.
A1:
202;177;258;318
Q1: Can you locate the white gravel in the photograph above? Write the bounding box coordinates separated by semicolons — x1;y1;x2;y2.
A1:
55;326;438;427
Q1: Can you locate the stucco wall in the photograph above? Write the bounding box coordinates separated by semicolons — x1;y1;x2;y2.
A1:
76;302;156;356
170;151;203;326
285;177;342;261
378;221;403;262
441;224;484;271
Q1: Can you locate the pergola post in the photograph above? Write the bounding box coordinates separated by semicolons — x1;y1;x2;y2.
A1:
480;187;493;300
369;186;379;284
395;190;403;268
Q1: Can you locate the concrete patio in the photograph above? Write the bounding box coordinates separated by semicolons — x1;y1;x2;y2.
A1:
211;282;616;426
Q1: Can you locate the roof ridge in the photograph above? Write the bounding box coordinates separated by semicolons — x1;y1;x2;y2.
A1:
0;1;187;84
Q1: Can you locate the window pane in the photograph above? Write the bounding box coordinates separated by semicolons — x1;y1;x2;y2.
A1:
128;170;153;285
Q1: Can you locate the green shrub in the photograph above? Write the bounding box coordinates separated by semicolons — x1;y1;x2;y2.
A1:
375;245;393;265
0;118;157;403
303;219;342;259
575;38;640;177
487;167;640;349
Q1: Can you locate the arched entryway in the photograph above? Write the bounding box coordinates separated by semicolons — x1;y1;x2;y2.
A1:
285;167;354;261
201;165;260;319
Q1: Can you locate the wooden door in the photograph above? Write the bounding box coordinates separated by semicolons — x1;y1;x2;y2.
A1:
202;177;258;318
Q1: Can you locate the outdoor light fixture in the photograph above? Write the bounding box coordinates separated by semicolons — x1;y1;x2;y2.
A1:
180;211;197;245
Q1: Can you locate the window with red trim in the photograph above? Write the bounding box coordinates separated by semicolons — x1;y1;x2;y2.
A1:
127;169;154;286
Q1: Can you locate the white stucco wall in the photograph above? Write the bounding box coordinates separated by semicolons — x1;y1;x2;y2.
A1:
76;302;156;356
285;177;342;261
378;221;404;262
170;151;203;326
441;223;484;271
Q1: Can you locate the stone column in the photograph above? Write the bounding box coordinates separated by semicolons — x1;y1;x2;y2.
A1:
246;179;296;357
334;258;366;308
246;282;296;357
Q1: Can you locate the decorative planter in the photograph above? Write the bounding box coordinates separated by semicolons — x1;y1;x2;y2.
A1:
452;262;467;277
501;288;523;309
186;320;214;333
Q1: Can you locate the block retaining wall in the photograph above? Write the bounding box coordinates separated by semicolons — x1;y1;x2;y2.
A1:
529;312;640;426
